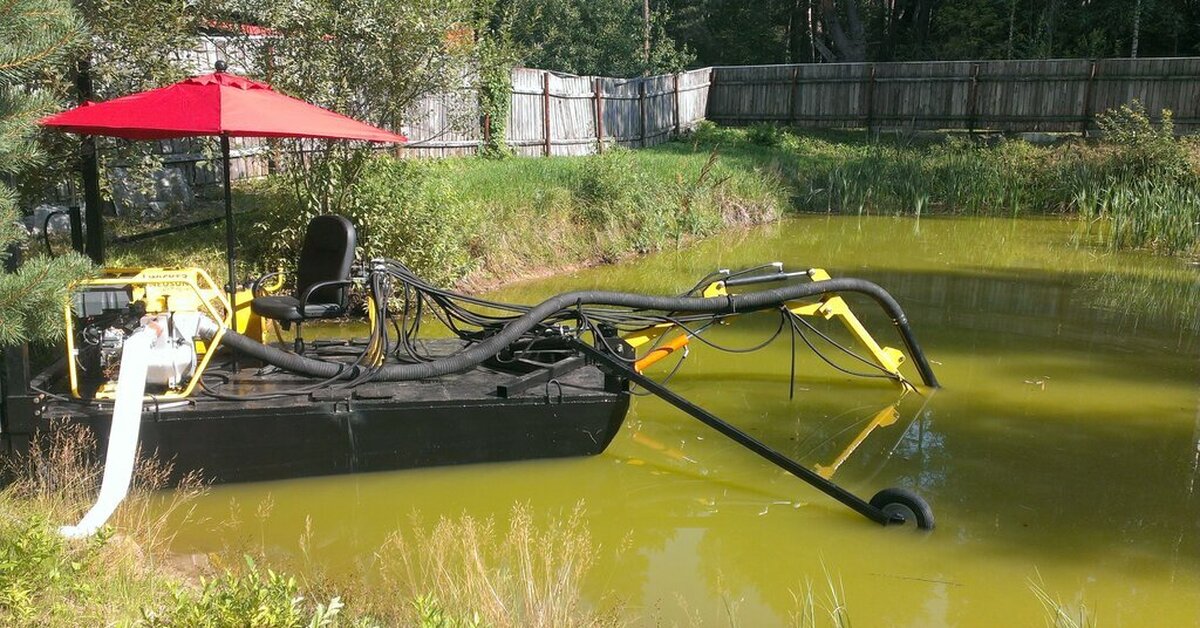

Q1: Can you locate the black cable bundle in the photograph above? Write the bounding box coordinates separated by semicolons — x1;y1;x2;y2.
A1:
206;261;939;392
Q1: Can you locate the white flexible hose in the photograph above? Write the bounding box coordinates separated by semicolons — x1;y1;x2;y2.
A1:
59;328;153;539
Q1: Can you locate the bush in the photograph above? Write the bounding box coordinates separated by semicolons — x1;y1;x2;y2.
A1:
568;148;657;227
349;158;477;285
565;147;752;257
687;120;739;146
247;157;477;287
0;514;105;624
140;556;344;628
745;122;786;147
1095;99;1190;180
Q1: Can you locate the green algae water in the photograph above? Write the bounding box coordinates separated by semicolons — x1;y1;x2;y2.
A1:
167;216;1200;625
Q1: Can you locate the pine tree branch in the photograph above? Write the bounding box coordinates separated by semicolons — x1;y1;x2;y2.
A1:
0;30;77;74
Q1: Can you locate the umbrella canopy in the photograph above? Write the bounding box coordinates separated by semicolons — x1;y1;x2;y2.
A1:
40;66;407;334
41;71;408;143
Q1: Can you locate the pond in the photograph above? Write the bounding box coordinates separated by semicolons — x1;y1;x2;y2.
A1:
165;216;1200;625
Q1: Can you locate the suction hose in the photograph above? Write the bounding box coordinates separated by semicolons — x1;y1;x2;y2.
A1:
210;278;940;388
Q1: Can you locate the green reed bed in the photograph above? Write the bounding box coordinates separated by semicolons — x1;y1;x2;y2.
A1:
671;101;1200;257
1075;179;1200;254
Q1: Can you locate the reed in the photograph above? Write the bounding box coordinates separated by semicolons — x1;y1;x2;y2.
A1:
355;501;620;627
788;564;853;628
1074;177;1200;255
1028;572;1097;628
681;108;1200;257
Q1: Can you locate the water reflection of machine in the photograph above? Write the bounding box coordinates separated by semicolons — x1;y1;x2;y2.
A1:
810;391;932;481
4;216;940;535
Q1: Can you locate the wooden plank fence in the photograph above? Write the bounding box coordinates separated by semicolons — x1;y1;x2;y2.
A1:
472;67;711;157
187;35;712;157
707;58;1200;134
110;48;1200;209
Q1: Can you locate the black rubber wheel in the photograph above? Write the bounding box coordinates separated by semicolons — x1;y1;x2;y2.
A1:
870;487;935;530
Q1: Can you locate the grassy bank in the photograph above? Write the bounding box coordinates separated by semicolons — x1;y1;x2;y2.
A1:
106;146;786;290
670;103;1200;256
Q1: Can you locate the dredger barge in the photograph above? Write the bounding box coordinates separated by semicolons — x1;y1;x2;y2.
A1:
3;215;940;534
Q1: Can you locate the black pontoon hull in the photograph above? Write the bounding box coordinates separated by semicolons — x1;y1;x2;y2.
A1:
12;346;630;485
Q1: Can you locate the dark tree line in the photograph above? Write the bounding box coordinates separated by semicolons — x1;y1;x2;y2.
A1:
498;0;1200;76
667;0;1200;63
667;0;1200;64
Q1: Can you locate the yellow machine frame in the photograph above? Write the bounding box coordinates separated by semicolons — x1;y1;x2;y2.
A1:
622;269;928;481
628;266;907;386
622;268;913;389
63;267;251;400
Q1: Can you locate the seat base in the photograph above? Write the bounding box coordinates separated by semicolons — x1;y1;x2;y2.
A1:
251;295;344;322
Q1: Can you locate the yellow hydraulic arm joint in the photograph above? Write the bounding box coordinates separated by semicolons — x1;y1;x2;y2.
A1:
785;269;910;387
621;268;912;387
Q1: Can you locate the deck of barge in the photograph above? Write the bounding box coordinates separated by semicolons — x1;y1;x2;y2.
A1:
18;339;630;484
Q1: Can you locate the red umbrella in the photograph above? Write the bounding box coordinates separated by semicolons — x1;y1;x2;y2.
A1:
41;62;407;318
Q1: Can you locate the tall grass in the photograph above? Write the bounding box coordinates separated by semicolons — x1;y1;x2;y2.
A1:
788;564;853;628
684;105;1200;257
1028;571;1097;628
346;502;618;627
0;423;206;625
1075;179;1200;254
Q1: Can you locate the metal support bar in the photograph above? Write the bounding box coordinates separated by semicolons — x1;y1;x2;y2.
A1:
496;356;587;398
68;206;84;253
113;214;225;245
594;78;604;153
573;339;897;526
81;136;105;264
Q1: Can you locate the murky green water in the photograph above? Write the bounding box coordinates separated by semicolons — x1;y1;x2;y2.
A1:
167;216;1200;625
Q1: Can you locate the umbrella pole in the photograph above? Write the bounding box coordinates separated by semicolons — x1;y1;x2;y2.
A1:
221;134;239;370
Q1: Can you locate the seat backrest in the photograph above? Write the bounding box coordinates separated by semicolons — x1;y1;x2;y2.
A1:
295;215;357;306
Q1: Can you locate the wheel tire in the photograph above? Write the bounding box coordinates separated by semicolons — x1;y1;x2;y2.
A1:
869;487;935;530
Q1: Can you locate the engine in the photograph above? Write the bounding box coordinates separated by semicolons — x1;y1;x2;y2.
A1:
66;268;229;400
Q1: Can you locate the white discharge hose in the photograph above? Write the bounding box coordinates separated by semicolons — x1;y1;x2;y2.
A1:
59;328;153;539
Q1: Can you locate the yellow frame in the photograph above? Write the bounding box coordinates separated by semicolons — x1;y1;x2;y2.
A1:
784;269;909;385
622;268;913;389
64;267;230;401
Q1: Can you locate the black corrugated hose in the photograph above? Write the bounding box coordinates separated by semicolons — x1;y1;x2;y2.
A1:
210;277;940;388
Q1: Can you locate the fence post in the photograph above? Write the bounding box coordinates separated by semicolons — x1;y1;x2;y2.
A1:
966;63;980;134
639;80;647;147
594;78;605;153
1081;60;1098;136
673;73;681;136
789;65;799;124
543;71;552;157
864;64;877;135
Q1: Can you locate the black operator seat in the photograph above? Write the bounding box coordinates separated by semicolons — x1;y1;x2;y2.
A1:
251;215;357;351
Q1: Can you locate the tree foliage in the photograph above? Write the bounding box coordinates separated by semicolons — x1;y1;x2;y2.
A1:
0;0;92;346
653;0;1200;66
212;0;499;217
500;0;693;76
18;0;214;221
